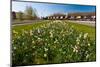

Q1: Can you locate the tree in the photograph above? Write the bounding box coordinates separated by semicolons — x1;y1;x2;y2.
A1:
16;11;23;20
12;11;16;20
24;6;38;20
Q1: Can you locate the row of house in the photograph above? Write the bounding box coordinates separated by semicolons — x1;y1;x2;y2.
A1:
42;13;67;20
42;12;96;21
12;11;96;21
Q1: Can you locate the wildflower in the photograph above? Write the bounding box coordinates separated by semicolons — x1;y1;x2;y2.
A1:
17;36;20;39
48;44;50;46
13;47;16;50
77;41;80;45
62;34;65;37
86;54;89;59
84;33;88;39
76;50;78;53
26;54;28;57
73;48;78;53
22;42;24;46
73;45;79;53
54;39;58;43
44;48;48;52
45;39;48;41
32;53;35;56
30;30;33;36
37;29;40;33
79;32;82;38
38;37;41;40
34;35;38;38
32;40;35;44
24;30;28;34
53;45;56;49
76;37;80;42
13;30;18;34
44;54;47;57
49;30;53;38
32;46;35;49
88;43;91;46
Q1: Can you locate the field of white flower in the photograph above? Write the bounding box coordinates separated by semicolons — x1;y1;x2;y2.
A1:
12;20;96;66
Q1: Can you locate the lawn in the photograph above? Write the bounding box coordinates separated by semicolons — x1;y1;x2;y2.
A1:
12;20;96;66
66;21;95;40
12;20;96;40
12;20;50;31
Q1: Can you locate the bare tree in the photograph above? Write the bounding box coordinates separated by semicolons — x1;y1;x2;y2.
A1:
16;11;23;20
24;6;38;20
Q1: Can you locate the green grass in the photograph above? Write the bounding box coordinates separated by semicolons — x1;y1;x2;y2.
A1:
66;21;95;40
12;20;96;40
12;20;96;65
12;20;50;32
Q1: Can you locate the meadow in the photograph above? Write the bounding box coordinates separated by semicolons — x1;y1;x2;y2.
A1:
12;20;96;66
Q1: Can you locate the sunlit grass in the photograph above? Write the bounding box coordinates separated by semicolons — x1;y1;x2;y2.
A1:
12;20;95;40
12;20;96;66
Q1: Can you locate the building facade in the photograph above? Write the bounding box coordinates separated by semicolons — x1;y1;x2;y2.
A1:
43;12;96;21
67;12;96;21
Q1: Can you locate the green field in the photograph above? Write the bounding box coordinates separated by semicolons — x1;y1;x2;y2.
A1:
12;20;95;40
12;20;96;65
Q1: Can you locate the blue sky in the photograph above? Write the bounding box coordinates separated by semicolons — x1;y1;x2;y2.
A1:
12;1;96;17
